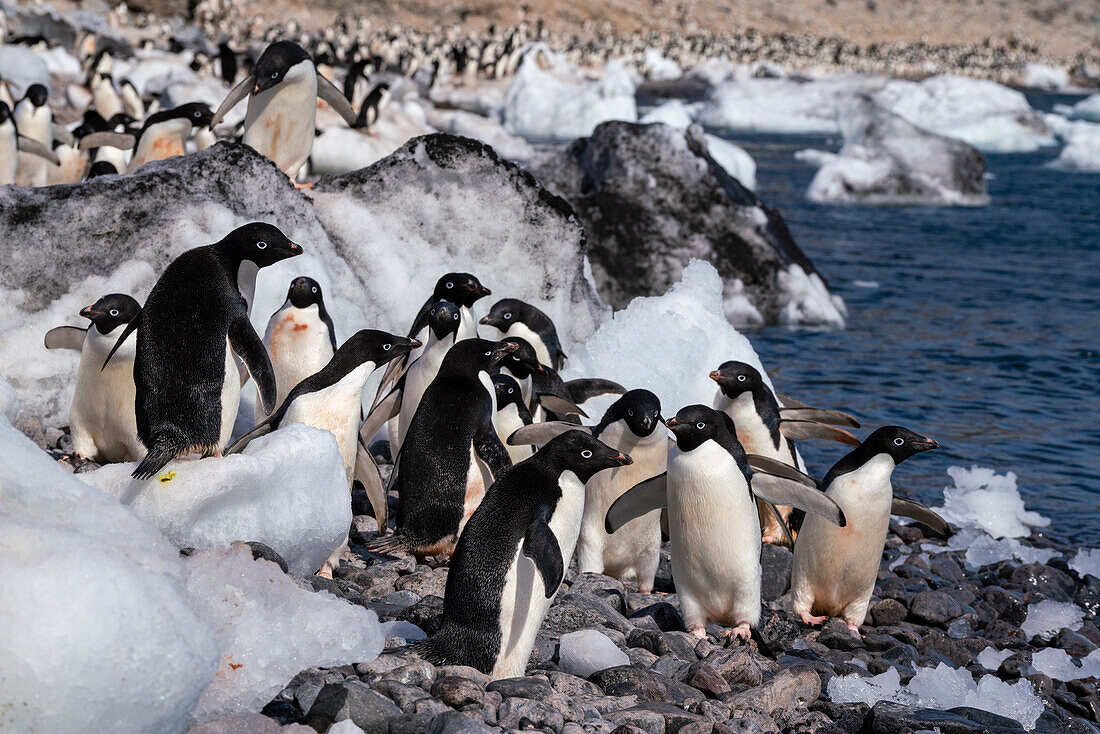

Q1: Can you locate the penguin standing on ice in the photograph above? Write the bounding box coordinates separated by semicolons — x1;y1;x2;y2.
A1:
44;294;143;463
0;101;59;186
791;427;946;633
480;298;566;370
371;339;519;561
209;40;359;181
256;276;337;422
710;361;860;544
105;222;303;479
492;373;534;464
414;430;631;678
79;102;215;173
607;405;846;639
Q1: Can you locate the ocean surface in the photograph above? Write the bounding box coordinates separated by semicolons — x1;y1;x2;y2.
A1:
721;92;1100;544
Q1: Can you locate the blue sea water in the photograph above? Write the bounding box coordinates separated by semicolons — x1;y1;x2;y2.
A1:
723;96;1100;544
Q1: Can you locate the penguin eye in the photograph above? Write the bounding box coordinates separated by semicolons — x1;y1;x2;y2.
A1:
271;71;278;78
311;287;317;293
430;309;436;315
504;312;512;320
580;449;593;459
893;437;905;446
508;388;514;394
109;309;119;316
485;351;491;356
696;421;706;429
194;110;201;117
256;241;267;249
453;313;459;320
382;343;392;351
737;375;746;382
627;409;634;417
445;282;453;288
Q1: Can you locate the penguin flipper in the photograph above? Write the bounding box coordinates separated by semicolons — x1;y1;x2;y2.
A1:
51;122;75;146
360;385;401;447
746;454;817;488
523;507;564;598
209;74;254;129
778;407;860;429
355;437;388;530
761;500;796;547
473;423;512;479
564;378;626;404
77;131;135;151
535;394;588;419
229;313;276;413
751;474;846;528
891;497;951;538
18;135;60;164
317;74;360;127
44;325;87;351
779;420;860;446
507;421;589;447
533;369;588;418
102;311;141;370
605;473;668;534
775;392;809;409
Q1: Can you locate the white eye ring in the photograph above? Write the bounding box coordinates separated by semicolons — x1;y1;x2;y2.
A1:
627;409;634;416
382;343;392;351
109;309;119;316
893;437;905;446
445;282;453;288
581;449;592;458
311;287;317;293
696;421;706;429
453;313;459;320
512;356;520;361
737;375;746;382
508;388;514;393
256;241;267;249
484;351;491;356
271;71;278;78
504;313;512;319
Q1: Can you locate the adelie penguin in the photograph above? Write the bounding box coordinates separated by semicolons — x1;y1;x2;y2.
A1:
354;82;390;135
209;40;359;182
256;276;337;422
230;329;419;575
492;373;533;465
0;101;60;186
607;405;846;639
370;338;519;562
791;426;947;634
480;297;566;370
104;222;303;480
711;360;860;545
79;102;215;173
414;430;632;678
44;294;143;463
13;84;54;187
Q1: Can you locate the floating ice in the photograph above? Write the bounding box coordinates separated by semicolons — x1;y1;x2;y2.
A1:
1053;94;1100;122
558;630;630;678
933;466;1050;538
977;647;1015;671
704;133;757;190
1031;647;1100;681
642;50;683;81
1044;118;1100;172
82;424;350;575
186;545;384;722
640;100;696;129
502;45;637;139
0;393;219;734
1021;63;1071;91
1020;600;1085;641
1069;548;1100;580
828;663;1044;729
777;263;848;326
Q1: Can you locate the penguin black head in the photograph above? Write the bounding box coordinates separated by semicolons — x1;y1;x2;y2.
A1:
79;293;140;334
254;41;312;93
145;102;213;130
24;84;48;108
427;300;461;341
499;336;545;378
87;161;118;178
432;272;490;308
0;103;10;124
480;297;538;331
441;338;519;374
536;429;632;483
286;276;325;309
492;373;525;410
862;426;939;464
340;329;420;369
666;404;733;452
218;222;303;266
595;389;663;438
709;361;766;400
107;113;136;131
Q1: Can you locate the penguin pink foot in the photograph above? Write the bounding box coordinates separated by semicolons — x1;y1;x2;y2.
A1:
800;611;828;626
721;624;752;642
690;626;707;639
293;180;314;190
846;622;863;636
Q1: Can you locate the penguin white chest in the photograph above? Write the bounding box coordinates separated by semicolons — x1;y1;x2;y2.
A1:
0;119;17;185
460;370;499;529
457;306;479;341
69;326;141;462
244;60;317;178
128;118;191;172
261;304;334;418
496;403;533;464
494;470;586;679
395;334;450;449
504;322;550;367
15;105;50;186
716;391;791;462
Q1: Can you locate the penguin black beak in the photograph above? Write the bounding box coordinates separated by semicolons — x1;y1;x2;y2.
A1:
288;243;303;256
408;339;422;349
665;417;683;429
613;452;632;466
914;437;940;452
708;370;723;383
79;306;99;319
476;285;491;297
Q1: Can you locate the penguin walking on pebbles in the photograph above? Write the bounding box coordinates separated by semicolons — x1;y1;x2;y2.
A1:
209;40;359;182
371;339;519;561
255;276;337;422
607;405;846;639
44;294;143;463
415;430;632;678
791;427;946;634
105;222;303;479
711;361;860;545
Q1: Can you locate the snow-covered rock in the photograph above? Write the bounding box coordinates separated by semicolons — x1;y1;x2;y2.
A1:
425;107;535;161
1053;94;1100;122
796;95;988;205
310;99;435;174
1020;63;1070;90
532;121;844;326
0;393;219;733
932;465;1050;538
875;75;1054;153
642;50;683;81
502;45;637;139
703;134;757;190
185;545;384;722
1020;600;1085;641
82;425;350;575
558;629;630;678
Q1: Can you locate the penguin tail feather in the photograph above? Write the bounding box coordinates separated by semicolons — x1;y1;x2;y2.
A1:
366;531;408;556
131;440;188;480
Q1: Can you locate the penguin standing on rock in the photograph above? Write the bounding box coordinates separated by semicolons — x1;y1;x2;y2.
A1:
256;276;337;422
79;102;215;173
414;430;632;678
209;40;359;181
371;339;519;561
791;427;946;634
105;222;303;480
44;294;143;463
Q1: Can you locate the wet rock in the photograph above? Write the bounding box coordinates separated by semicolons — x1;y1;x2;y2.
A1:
629;602;687;633
910;591;965;626
866;701;984;734
949;707;1028;732
303;680;403;732
1009;564;1075;602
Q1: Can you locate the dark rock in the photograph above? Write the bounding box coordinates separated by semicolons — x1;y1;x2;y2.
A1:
304;680;403;732
1009;564;1075;602
811;701;870;734
702;646;774;687
395;569;448;598
948;707;1028;732
396;595;445;635
606;708;668;734
548;671;603;697
618;701;705;733
486;677;553;700
371;680;431;714
497;697;565;731
244;542;289;573
757;608;802;650
260;699;300;725
590;665;704;707
713;709;779;733
1058;629;1099;657
378;662;437;687
909;591;965;626
388;713;436;734
629;602;687;632
436;666;492;687
760;545;793;601
983;587;1028;625
570;573;629;614
544;592;635;635
866;701;984;734
627;629;697;661
685;661;732;698
723;667;820;712
431;676;484;708
425;710;495;734
817;622;865;651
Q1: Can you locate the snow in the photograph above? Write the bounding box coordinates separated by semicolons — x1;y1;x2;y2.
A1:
828;664;1045;729
0;45;51;96
558;629;630;678
642;50;683;81
1031;647;1100;681
1053;94;1100;122
564;260;771;417
1020;600;1085;641
704;133;757;190
778;263;848;327
328;722;368;734
976;647;1015;671
1044;117;1100;172
640;100;696;129
1021;63;1070;90
875;75;1055;153
1069;548;1100;580
0;389;220;734
82;424;350;575
185;544;384;722
37;46;83;78
310;100;434;174
502;45;637;139
933;465;1050;538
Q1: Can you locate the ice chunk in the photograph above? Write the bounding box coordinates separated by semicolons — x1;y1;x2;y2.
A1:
828;667;903;707
640;100;696;129
502;45;637;139
0;46;51;96
960;531;1057;571
1021;63;1071;90
1069;548;1100;580
327;721;368;734
0;395;219;734
933;466;1050;538
1031;647;1100;681
875;75;1054;153
1021;600;1085;641
186;545;384;722
977;647;1015;671
1045;118;1100;172
704;134;757;190
564;260;771;415
380;620;428;642
310;100;434;174
0;379;18;422
558;629;630;678
1053;94;1100;122
778;263;848;326
642;50;683;81
82;424;350;575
